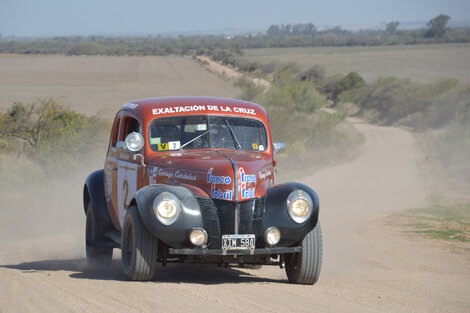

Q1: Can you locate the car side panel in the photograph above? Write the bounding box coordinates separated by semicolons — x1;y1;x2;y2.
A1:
84;169;113;226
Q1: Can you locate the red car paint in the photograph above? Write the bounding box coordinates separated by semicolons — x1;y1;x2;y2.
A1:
103;97;275;231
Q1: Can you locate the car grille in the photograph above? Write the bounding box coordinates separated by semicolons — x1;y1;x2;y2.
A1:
196;197;265;249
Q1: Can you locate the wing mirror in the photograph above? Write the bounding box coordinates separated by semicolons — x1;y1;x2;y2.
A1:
117;132;144;154
116;132;146;167
125;132;144;152
273;142;285;154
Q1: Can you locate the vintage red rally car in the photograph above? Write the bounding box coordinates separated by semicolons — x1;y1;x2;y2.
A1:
83;96;322;284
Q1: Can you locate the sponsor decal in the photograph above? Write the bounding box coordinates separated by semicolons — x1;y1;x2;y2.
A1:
150;137;161;145
153;105;206;115
238;167;256;200
157;141;180;151
157;168;196;181
158;143;169;151
152;105;256;116
258;168;272;180
149;166;158;184
168;141;180;150
175;171;196;181
211;185;233;200
207;168;233;200
207;168;231;184
233;107;256;115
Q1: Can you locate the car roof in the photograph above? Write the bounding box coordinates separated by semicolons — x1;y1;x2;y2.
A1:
119;96;269;125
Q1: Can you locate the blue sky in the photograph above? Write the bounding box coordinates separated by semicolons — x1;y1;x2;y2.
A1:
1;0;469;37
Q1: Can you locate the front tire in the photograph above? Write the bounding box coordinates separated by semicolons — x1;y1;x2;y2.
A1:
285;222;322;285
121;205;158;281
85;202;113;265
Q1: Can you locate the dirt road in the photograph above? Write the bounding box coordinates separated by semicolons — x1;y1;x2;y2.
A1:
1;117;469;312
197;56;270;88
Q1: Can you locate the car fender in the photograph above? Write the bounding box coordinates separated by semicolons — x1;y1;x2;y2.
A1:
83;169;112;225
264;182;319;245
133;184;204;247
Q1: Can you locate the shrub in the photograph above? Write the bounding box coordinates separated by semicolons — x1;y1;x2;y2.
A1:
259;80;327;113
0;98;110;177
234;77;265;101
331;72;365;102
298;65;326;85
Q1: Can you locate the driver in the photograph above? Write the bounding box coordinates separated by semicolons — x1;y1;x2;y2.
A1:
210;125;232;149
163;125;180;143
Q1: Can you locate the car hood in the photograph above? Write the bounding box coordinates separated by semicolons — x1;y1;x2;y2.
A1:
146;150;274;201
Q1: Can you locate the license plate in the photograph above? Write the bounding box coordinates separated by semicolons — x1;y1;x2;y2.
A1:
222;234;255;251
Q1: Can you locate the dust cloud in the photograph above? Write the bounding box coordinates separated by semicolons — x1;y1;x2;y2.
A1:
0;159;100;265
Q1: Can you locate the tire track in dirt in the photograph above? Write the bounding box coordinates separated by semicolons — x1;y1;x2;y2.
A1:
1;60;469;312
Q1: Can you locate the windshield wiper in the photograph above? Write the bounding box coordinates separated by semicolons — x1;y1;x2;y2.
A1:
225;119;241;150
179;130;210;153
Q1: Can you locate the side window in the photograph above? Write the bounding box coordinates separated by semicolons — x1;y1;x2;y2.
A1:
110;116;121;147
119;116;140;141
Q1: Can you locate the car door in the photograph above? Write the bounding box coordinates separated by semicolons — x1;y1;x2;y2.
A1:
104;114;121;229
112;114;144;229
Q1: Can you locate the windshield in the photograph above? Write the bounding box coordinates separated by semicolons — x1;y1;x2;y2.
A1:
148;116;268;152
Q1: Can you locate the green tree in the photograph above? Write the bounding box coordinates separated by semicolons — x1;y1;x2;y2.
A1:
267;25;280;36
331;72;365;102
0;98;64;150
298;65;325;85
386;21;399;35
0;97;110;174
425;14;450;38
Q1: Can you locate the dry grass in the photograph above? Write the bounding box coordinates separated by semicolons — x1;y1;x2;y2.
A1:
0;55;239;120
242;43;470;83
387;195;470;243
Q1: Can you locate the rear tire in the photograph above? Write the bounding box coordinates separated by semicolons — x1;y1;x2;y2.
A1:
121;206;158;281
85;202;113;265
285;222;322;285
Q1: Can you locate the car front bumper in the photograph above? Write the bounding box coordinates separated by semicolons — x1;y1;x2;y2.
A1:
168;246;301;256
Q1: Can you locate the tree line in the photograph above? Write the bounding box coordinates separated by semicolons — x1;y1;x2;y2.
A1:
0;14;468;56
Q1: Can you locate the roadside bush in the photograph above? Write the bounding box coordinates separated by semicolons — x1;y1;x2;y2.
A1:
355;77;420;125
298;65;326;85
235;73;363;175
234;77;265;101
355;77;470;183
259;80;327;114
321;75;343;98
355;77;467;127
331;72;365;102
0;98;110;178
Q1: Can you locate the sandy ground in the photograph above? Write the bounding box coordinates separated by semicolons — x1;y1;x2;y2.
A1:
1;116;469;312
0;55;239;119
242;43;470;83
1;55;469;312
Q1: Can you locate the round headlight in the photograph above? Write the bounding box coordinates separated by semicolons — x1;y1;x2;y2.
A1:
189;228;208;246
153;192;181;226
264;227;281;246
157;200;178;219
291;198;310;217
125;132;144;152
287;190;313;224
